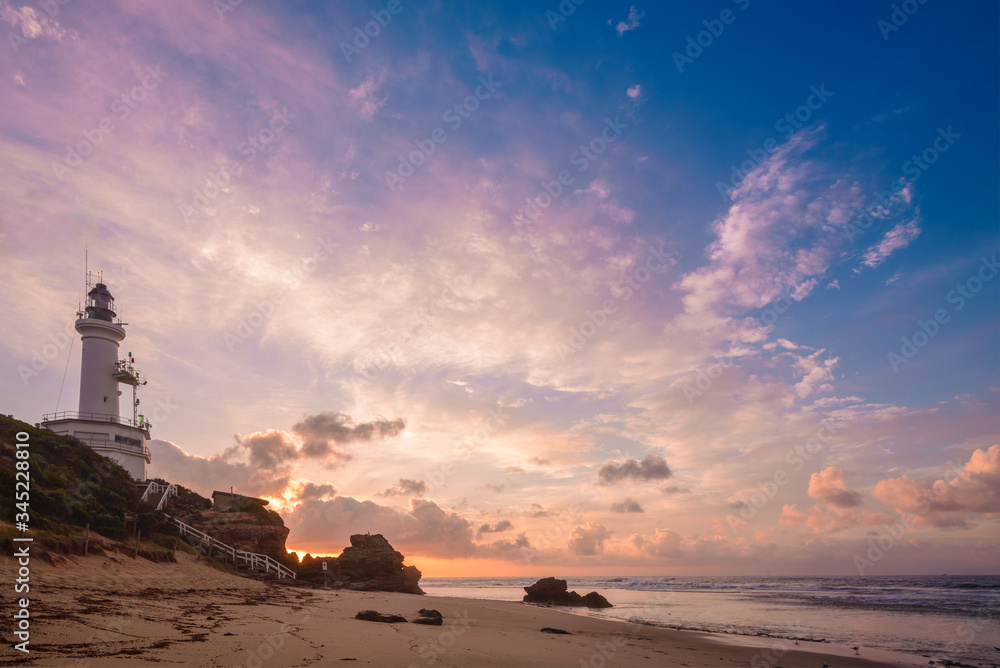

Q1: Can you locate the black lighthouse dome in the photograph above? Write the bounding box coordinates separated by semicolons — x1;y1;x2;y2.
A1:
85;283;116;321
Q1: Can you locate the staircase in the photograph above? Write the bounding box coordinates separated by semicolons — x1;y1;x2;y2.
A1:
162;513;296;580
138;482;178;511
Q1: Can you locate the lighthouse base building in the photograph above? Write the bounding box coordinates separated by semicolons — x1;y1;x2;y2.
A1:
41;279;151;481
42;412;150;481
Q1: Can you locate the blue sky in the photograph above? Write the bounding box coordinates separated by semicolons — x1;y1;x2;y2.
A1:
1;0;997;575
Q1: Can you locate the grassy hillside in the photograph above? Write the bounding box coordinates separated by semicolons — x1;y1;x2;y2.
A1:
0;414;141;539
0;414;298;576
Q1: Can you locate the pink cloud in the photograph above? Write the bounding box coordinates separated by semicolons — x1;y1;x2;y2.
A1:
808;466;864;508
861;218;921;269
630;528;684;557
677;127;863;318
348;72;388;121
567;522;613;555
873;444;1000;526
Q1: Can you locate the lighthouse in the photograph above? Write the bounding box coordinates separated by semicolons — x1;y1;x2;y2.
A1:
42;275;152;480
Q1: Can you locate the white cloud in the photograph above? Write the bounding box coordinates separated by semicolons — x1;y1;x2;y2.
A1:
615;6;645;35
676;127;864;319
626;84;642;99
0;2;76;42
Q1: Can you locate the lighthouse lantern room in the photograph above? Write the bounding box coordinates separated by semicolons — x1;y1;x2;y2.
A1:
42;273;152;480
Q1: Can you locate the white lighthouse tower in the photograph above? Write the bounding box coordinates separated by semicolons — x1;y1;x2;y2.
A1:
42;274;152;480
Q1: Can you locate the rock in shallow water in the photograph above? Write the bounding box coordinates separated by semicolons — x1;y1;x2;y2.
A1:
582;591;614;608
523;577;613;608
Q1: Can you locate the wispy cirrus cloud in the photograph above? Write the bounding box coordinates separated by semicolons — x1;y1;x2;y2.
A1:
860;218;921;269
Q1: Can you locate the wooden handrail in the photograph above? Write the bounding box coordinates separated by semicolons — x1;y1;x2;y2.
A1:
162;513;296;579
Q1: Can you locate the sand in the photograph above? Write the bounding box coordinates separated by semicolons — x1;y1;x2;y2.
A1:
4;552;929;667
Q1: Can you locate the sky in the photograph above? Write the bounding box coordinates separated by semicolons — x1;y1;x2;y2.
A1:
1;0;998;577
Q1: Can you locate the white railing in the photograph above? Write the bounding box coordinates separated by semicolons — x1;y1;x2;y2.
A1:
42;410;151;431
140;482;176;505
151;483;177;510
162;514;296;580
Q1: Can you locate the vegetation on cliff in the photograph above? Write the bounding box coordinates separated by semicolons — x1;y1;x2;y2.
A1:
0;414;140;539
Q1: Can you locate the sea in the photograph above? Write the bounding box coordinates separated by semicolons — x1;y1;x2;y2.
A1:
421;575;1000;667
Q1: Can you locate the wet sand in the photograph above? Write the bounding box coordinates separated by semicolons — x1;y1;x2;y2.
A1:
4;552;928;667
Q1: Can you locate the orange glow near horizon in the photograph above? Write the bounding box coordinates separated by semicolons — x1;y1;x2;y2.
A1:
286;548;701;577
289;548;341;562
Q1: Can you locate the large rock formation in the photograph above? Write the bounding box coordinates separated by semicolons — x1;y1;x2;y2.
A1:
322;534;423;594
523;577;613;608
184;507;291;564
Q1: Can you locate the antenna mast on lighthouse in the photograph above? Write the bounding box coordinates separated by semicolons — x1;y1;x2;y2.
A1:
41;261;153;481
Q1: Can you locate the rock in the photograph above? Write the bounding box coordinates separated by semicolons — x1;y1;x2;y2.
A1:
582;591;613;608
332;534;424;594
182;508;291;563
355;610;408;624
540;627;571;634
524;577;582;605
523;577;613;608
412;616;443;626
413;608;443;625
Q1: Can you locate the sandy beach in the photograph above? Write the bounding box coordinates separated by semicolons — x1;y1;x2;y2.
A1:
3;553;930;667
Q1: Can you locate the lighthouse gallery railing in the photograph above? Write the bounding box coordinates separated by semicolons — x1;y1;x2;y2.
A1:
42;410;152;431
